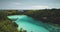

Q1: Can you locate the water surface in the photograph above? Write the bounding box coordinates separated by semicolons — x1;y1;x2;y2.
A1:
7;15;60;32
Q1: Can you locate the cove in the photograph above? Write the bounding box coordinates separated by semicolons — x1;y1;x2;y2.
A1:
7;15;60;32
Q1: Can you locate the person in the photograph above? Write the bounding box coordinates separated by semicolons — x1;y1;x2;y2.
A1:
19;28;27;32
23;30;27;32
19;28;23;32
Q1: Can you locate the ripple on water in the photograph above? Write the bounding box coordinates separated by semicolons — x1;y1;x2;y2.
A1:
7;15;60;32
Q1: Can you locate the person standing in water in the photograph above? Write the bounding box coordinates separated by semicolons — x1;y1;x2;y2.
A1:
19;28;27;32
19;28;23;32
31;31;33;32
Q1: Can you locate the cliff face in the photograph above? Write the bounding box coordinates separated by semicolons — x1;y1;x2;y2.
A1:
0;9;60;32
0;11;18;32
0;20;18;32
23;9;60;25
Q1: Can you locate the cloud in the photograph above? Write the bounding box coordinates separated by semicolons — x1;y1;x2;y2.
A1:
5;2;22;8
12;2;21;5
19;5;49;10
9;6;49;10
1;4;50;10
31;6;49;9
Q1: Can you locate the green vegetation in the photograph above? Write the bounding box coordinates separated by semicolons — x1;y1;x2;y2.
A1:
0;10;27;32
0;10;18;32
23;9;60;25
0;8;60;32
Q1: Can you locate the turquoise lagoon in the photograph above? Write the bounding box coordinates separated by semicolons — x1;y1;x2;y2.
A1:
7;15;60;32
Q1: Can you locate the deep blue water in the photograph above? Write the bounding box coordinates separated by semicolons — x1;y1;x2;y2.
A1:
7;15;60;32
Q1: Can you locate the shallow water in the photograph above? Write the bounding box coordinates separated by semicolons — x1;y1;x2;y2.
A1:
7;15;60;32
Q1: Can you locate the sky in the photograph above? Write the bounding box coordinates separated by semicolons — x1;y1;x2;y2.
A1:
0;0;60;10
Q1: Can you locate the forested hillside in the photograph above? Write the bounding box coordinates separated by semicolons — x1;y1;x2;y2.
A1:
0;10;18;32
23;9;60;25
0;9;60;32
